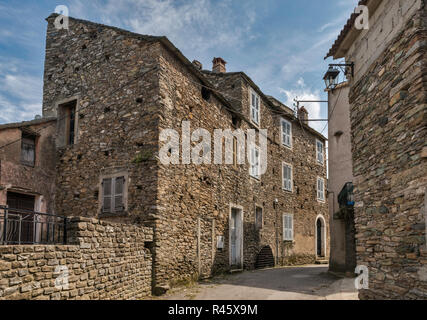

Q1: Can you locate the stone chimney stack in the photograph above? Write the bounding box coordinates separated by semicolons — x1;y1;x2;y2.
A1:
298;106;308;122
192;60;203;70
212;57;227;73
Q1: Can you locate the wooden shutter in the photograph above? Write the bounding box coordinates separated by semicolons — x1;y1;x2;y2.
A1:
21;136;36;166
114;176;125;212
102;178;113;213
283;214;293;241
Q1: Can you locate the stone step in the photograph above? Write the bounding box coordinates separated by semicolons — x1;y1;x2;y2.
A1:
315;260;329;265
229;268;243;274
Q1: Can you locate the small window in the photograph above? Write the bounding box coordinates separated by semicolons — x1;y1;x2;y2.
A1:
282;163;293;192
281;119;292;148
250;89;260;125
316;139;324;165
317;177;325;202
249;146;260;179
21;133;36;166
58;99;77;146
102;176;125;214
283;214;293;241
255;207;263;230
201;87;211;101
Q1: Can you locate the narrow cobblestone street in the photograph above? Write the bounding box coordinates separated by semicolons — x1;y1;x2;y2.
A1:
163;265;359;300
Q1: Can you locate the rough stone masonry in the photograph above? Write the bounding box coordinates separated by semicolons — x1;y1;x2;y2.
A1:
326;0;427;299
39;13;329;294
0;218;153;300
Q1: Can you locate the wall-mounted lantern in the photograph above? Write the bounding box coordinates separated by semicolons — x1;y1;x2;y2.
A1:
323;63;354;90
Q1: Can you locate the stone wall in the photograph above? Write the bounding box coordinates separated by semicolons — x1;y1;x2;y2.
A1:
155;42;329;289
0;217;153;300
41;15;329;292
348;3;427;299
0;119;57;213
42;15;161;224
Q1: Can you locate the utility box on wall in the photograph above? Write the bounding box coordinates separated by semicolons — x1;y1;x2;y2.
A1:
217;236;224;250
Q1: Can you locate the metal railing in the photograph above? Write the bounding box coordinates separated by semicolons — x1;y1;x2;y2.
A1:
0;206;68;245
338;182;355;208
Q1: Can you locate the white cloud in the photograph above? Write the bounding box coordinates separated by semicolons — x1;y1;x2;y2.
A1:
69;0;257;56
279;83;325;134
0;73;42;124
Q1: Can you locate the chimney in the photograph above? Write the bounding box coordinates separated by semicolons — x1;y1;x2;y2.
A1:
298;106;308;122
212;57;227;73
192;60;203;70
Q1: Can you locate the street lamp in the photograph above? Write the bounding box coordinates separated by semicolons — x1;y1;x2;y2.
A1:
323;63;354;90
323;66;340;90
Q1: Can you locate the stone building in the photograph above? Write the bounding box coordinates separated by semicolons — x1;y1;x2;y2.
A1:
0;117;57;220
326;0;427;299
326;82;357;275
19;14;330;292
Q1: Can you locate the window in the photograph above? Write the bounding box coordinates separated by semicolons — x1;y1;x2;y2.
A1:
281;119;292;148
316;139;324;165
250;89;260;125
282;163;293;192
102;176;125;213
250;146;260;179
283;214;293;241
21;133;36;166
58;99;78;147
317;177;325;202
255;207;263;230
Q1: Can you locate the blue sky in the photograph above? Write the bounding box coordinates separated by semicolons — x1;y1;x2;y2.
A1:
0;0;356;134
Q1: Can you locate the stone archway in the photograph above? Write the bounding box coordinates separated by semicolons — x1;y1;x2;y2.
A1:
315;215;326;258
255;246;275;269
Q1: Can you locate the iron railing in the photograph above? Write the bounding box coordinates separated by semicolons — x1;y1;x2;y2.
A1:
338;182;355;208
0;206;68;245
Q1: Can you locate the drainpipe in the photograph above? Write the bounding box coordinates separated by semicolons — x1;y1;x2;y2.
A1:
274;199;279;265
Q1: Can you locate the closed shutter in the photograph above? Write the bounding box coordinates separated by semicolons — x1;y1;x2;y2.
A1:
102;178;112;213
114;176;125;212
283;214;293;241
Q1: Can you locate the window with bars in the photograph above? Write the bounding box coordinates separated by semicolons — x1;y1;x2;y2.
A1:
316;139;324;165
250;89;260;125
281;119;292;148
21;133;36;167
317;177;325;202
282;163;293;192
102;176;125;214
283;213;293;241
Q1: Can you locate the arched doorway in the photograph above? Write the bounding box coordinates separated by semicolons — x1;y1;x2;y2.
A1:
315;215;326;258
255;246;275;269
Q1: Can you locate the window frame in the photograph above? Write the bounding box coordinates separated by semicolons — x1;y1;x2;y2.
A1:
57;97;79;148
283;213;294;242
281;118;292;149
317;177;325;202
282;162;293;192
250;88;260;126
20;133;37;167
316;139;324;165
249;145;261;180
99;171;128;216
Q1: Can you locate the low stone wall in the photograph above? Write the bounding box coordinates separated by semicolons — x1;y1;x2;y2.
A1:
0;217;153;300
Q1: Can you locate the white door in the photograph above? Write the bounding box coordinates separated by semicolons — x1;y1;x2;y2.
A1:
230;208;242;267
